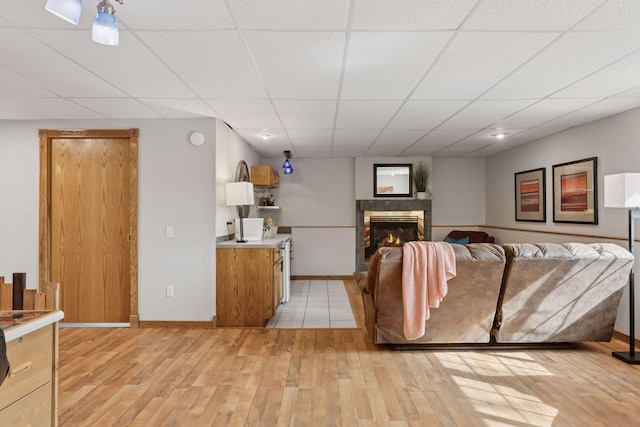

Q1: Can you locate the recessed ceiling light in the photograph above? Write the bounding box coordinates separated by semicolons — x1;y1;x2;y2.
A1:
260;133;272;140
491;132;509;140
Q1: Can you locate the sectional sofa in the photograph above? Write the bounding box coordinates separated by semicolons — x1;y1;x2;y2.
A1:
356;242;633;347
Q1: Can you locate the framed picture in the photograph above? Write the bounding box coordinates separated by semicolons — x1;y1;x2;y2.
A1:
552;157;598;224
373;164;413;197
515;167;546;222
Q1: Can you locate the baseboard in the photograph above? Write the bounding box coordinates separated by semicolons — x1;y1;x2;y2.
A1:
139;320;215;329
129;314;139;328
292;275;355;280
612;330;640;348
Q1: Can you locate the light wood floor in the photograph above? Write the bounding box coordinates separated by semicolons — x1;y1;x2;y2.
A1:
58;280;640;426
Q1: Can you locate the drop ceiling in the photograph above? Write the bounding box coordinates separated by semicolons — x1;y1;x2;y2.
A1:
2;0;640;158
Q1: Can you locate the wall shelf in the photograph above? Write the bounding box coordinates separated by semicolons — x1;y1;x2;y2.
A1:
257;206;281;210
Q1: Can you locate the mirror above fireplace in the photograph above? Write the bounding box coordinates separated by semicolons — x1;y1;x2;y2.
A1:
373;164;413;197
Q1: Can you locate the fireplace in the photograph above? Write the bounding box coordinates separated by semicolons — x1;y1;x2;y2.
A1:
356;199;432;272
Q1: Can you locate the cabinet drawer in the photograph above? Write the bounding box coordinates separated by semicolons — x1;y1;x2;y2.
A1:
0;382;52;427
0;325;53;411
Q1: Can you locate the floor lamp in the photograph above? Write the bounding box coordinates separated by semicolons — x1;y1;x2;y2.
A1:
605;173;640;364
225;181;255;243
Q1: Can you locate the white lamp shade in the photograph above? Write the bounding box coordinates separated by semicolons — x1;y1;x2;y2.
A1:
45;0;82;25
604;173;640;208
225;182;255;206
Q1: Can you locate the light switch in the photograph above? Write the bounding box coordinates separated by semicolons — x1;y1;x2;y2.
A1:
166;226;174;238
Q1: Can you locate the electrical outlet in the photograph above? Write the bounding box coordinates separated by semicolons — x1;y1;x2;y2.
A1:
166;226;174;238
166;285;174;297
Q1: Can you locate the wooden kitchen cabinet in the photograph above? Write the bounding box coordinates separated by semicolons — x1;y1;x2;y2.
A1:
216;243;283;327
251;165;279;188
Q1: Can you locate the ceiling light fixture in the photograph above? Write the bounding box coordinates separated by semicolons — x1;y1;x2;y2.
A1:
260;133;272;140
92;0;123;46
491;132;509;140
44;0;82;25
283;150;293;175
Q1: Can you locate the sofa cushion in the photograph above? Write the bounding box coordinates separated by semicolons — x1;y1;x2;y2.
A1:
444;235;469;245
446;230;495;244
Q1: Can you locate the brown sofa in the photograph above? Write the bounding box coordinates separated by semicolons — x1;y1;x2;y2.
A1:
356;242;633;346
445;230;495;243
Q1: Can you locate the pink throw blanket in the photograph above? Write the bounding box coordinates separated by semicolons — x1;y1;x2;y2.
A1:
402;241;456;340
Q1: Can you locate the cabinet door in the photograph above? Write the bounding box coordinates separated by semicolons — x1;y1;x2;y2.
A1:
272;258;283;315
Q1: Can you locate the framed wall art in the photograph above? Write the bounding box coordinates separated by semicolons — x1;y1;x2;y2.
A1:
552;157;598;224
373;164;413;197
515;167;546;222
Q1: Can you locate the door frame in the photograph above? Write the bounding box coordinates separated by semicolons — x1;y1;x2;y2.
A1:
38;129;140;327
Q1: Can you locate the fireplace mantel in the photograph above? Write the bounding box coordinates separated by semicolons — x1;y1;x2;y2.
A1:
356;199;432;272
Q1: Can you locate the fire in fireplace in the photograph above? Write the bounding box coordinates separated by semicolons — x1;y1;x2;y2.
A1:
365;214;422;260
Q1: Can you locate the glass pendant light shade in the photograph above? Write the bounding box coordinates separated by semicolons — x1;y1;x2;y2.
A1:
45;0;82;25
92;9;119;46
283;159;293;174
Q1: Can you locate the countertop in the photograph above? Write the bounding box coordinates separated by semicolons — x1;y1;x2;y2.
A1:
217;234;291;249
1;310;64;342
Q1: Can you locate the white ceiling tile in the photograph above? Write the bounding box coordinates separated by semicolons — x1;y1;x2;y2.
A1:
497;98;601;128
30;30;197;99
575;0;640;30
206;100;281;129
365;145;409;157
419;129;478;146
287;130;334;146
331;145;371;158
0;69;56;98
540;98;640;128
413;32;558;100
137;31;266;98
294;146;333;158
463;145;512;157
0;99;48;119
139;99;217;118
552;50;640;98
387;100;468;129
342;31;453;99
452;128;527;146
244;32;345;99
372;130;430;156
70;98;162;119
231;0;350;30
273;101;336;129
236;129;292;157
439;100;536;130
483;31;640;99
118;0;234;30
333;130;380;146
464;0;604;31
14;98;104;119
352;0;477;30
497;127;564;145
0;28;125;98
403;144;452;156
335;100;402;129
433;145;486;157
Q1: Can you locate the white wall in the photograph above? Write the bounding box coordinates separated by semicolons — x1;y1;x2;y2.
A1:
264;158;356;275
0;118;218;322
485;107;640;338
214;120;262;238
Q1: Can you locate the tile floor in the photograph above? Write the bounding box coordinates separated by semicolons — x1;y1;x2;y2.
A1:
266;279;358;329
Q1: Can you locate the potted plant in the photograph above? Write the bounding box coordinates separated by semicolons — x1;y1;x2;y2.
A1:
413;161;431;199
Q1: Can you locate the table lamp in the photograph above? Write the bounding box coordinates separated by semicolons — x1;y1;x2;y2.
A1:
605;173;640;364
225;181;255;243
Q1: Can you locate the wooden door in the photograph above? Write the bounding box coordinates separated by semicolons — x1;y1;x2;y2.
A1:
39;129;138;325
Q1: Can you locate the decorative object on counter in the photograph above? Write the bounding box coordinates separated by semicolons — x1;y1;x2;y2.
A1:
12;273;25;311
225;182;255;243
553;157;598;224
263;217;278;239
605;172;640;364
413;161;431;200
515;167;546;222
283;150;293;175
